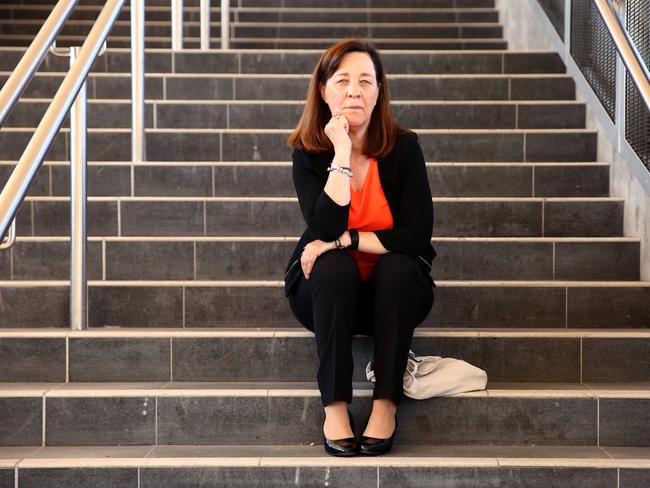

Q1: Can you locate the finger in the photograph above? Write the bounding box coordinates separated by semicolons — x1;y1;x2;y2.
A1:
305;255;316;278
301;256;309;279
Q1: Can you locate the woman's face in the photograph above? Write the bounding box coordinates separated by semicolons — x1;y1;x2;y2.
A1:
320;51;380;132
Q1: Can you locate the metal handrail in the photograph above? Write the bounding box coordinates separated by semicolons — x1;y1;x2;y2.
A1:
0;222;15;250
0;0;129;330
0;0;125;243
594;0;650;110
0;0;78;125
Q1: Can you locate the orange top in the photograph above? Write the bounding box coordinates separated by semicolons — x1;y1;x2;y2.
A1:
348;158;394;280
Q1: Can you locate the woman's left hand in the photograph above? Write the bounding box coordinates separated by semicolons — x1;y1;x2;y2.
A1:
300;239;336;279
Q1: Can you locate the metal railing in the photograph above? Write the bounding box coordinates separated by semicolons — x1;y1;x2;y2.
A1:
537;0;650;171
0;0;146;329
0;0;79;250
171;0;230;50
593;0;650;110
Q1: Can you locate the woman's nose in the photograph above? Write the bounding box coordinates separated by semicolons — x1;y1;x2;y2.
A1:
346;82;361;97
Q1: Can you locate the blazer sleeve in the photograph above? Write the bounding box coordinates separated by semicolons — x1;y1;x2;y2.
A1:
374;133;433;257
292;147;350;242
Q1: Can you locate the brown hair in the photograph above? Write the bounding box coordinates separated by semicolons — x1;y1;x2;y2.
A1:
287;39;408;158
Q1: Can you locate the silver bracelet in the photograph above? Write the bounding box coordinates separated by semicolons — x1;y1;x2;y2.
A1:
327;162;354;178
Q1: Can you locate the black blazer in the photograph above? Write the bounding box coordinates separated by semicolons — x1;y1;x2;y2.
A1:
284;130;436;296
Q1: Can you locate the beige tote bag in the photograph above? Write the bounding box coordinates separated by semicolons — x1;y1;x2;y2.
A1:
366;349;488;399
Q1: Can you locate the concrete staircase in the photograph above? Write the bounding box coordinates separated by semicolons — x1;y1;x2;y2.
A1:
1;0;649;486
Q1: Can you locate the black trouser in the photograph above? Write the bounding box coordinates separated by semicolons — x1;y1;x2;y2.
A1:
288;249;434;408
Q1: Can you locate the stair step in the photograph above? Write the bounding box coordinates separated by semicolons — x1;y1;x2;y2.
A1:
0;72;576;101
9;196;623;237
0;128;598;162
1;19;505;38
0;281;648;328
0;5;502;23
0;34;509;50
2;161;612;199
1;382;649;447
0;161;610;199
1;444;647;487
0;236;639;282
1;328;649;383
3;100;587;130
0;47;565;75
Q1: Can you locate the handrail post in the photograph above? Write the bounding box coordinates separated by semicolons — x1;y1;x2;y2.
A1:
172;0;183;50
69;46;87;331
221;0;229;49
131;0;145;164
200;0;210;50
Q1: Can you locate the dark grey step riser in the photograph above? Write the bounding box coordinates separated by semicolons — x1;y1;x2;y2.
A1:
238;11;501;23
2;74;576;101
0;50;565;75
0;163;609;199
4;101;586;130
12;0;497;7
2;335;648;383
1;37;509;50
8;199;623;238
0;9;501;23
0;239;638;281
2;22;504;39
0;394;647;447
0;131;598;162
0;284;648;328
2;466;640;488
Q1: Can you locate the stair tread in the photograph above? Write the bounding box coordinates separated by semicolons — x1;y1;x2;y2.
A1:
2;326;650;336
2;279;647;285
2;381;650;397
2;444;650;467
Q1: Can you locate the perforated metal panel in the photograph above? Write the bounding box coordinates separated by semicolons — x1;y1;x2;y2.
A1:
570;0;617;121
538;0;565;40
625;0;650;170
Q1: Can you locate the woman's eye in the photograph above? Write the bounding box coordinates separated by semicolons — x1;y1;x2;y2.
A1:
362;80;372;84
337;79;348;84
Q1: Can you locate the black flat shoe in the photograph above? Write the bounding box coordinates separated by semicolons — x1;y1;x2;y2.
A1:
359;412;397;455
323;409;358;456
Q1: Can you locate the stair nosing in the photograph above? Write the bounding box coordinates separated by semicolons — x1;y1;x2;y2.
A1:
0;46;560;54
2;381;650;399
0;160;611;167
1;327;650;338
21;195;625;202
1;279;647;287
4;71;573;79
6;452;648;469
12;236;638;242
2;127;597;134
13;98;585;106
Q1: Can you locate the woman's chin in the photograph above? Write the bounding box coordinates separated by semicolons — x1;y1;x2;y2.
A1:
346;117;370;130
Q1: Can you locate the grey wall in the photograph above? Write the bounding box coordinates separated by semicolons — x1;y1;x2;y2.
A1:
496;0;650;279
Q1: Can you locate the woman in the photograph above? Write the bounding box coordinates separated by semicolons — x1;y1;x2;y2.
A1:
284;39;436;456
